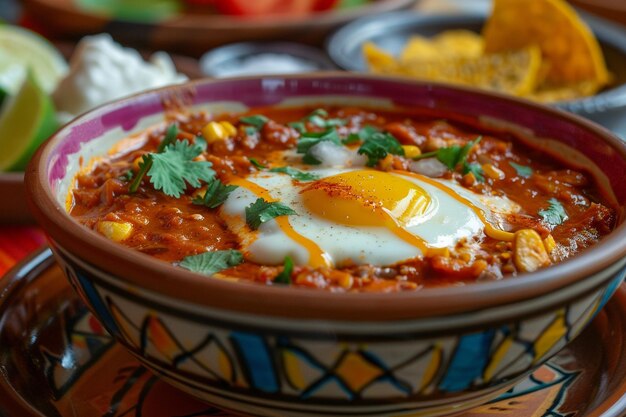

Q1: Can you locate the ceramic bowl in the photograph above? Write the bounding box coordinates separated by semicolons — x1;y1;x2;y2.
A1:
26;74;626;417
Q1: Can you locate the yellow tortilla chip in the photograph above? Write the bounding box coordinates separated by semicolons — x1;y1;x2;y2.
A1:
482;0;610;86
400;30;483;63
392;46;542;96
363;42;397;73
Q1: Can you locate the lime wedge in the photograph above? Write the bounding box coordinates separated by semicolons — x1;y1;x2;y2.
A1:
0;73;58;171
0;25;67;94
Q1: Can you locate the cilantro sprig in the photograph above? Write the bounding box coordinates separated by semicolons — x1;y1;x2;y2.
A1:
274;256;294;284
269;166;319;181
414;136;483;180
463;163;484;182
130;140;214;198
156;124;179;153
245;198;297;230
249;158;267;170
289;109;346;134
306;109;347;129
239;115;269;129
357;128;404;166
193;178;238;209
180;250;243;276
297;129;342;165
509;161;533;178
539;198;568;227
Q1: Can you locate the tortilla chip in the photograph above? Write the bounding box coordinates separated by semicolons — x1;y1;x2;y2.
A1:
482;0;610;86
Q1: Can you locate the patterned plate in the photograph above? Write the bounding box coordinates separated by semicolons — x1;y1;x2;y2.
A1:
0;249;626;417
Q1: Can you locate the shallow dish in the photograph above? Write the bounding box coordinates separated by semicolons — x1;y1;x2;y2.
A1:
21;0;418;57
2;248;626;417
326;12;626;133
25;74;626;416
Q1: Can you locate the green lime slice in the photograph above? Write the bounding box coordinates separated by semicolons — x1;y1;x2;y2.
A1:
0;73;58;171
0;25;67;94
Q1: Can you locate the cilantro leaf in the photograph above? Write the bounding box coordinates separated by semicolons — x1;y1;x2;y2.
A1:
269;166;319;181
463;162;484;182
289;121;306;134
273;256;294;284
308;114;328;128
356;127;404;167
129;154;153;193
308;108;328;118
342;134;361;145
539;198;568;227
240;115;269;129
193;178;238;209
195;135;208;152
457;136;481;166
156;124;179;153
293;109;347;131
245;198;297;230
509;161;533;178
180;250;243;276
435;146;462;169
355;125;381;141
249;158;267;170
297;129;342;165
244;126;258;136
414;136;482;172
149;140;215;198
120;170;134;181
326;118;347;127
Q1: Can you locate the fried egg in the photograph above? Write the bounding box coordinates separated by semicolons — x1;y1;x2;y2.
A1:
220;166;520;267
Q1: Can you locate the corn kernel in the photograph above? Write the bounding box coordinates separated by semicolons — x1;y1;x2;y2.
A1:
402;145;421;159
543;234;557;253
220;121;237;137
482;163;505;180
379;154;394;170
202;121;227;143
462;172;476;186
513;229;551;272
97;221;133;242
334;271;353;289
132;156;143;171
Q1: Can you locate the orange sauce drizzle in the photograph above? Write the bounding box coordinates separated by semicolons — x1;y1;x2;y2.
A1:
228;177;332;268
394;170;515;242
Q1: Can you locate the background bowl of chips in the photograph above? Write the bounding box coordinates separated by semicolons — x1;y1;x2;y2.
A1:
327;11;626;134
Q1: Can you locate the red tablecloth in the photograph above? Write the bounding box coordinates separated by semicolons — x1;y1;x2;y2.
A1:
0;226;46;276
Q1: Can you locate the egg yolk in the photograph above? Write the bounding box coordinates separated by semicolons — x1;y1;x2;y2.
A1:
301;170;442;255
301;170;432;227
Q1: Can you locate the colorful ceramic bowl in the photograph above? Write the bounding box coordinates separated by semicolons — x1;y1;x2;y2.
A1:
25;74;626;417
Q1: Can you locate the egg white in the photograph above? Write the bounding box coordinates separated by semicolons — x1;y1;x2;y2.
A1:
220;167;520;267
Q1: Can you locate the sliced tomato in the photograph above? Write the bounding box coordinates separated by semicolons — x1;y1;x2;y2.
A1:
214;0;320;16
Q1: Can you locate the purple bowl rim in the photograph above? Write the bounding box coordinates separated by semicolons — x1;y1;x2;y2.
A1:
25;73;626;322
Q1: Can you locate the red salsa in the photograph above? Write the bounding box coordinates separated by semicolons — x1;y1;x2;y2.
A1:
70;106;616;292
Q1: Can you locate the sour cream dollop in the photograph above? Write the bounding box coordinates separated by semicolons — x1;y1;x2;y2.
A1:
53;34;187;123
